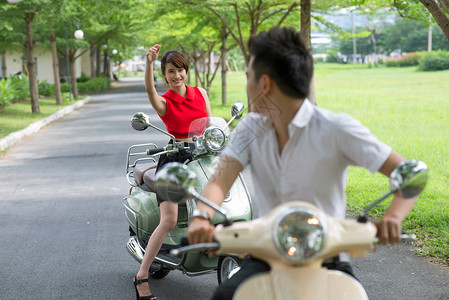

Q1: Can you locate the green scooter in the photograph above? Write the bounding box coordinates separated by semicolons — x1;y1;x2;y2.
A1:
122;102;253;284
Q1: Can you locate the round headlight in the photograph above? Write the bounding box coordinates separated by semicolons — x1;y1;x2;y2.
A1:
273;206;327;263
203;127;226;152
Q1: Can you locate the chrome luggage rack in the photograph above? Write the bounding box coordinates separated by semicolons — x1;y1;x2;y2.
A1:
126;143;159;186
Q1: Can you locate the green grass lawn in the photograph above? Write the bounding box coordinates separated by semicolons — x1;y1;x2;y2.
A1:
0;96;74;139
315;64;448;264
209;64;449;264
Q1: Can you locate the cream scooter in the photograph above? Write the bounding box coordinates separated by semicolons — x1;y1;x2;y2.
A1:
154;160;428;300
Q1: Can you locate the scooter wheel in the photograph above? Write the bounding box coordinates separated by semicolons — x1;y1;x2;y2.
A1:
217;256;242;284
149;268;171;279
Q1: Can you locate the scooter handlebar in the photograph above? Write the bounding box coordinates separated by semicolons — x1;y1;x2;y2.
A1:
170;237;220;257
147;148;165;155
374;233;417;244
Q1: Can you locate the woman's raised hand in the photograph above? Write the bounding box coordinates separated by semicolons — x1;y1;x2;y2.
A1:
146;44;161;63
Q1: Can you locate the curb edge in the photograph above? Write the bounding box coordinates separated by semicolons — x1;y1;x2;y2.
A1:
0;96;92;152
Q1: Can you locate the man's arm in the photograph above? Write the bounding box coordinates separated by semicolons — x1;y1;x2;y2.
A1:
375;150;418;244
187;156;243;244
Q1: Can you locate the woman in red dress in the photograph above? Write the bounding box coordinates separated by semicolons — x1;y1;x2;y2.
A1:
133;45;212;300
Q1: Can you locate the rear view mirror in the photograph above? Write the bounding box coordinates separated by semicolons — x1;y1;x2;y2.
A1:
231;102;245;120
154;162;198;203
131;112;151;131
390;160;429;198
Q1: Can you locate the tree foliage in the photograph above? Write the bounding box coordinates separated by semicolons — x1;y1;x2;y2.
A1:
0;0;147;111
338;18;449;57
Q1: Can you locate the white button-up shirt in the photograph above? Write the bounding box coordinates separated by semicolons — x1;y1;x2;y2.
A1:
222;99;392;219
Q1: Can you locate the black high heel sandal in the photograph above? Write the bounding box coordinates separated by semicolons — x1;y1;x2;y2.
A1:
133;277;157;300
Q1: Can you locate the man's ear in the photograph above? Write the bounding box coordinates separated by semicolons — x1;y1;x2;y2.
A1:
261;74;273;95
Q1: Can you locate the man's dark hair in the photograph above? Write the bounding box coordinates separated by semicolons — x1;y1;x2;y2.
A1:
160;50;189;75
248;27;314;99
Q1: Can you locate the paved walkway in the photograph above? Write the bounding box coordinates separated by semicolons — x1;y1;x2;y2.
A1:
0;77;168;152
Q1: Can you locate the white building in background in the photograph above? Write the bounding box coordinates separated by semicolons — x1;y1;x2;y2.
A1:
312;32;332;46
1;46;89;84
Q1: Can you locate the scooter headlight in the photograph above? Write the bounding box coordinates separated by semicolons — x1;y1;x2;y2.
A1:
273;206;327;263
203;127;227;152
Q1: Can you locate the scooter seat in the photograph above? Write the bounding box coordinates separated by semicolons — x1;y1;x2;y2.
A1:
134;162;157;185
143;168;157;192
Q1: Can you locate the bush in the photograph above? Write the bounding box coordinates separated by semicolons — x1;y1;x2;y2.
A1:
326;49;344;63
49;76;111;96
0;78;16;109
77;76;111;94
0;75;30;109
1;75;111;110
0;75;31;110
9;74;30;102
76;73;90;83
418;51;449;71
385;59;399;67
385;52;423;68
60;82;70;94
38;80;52;96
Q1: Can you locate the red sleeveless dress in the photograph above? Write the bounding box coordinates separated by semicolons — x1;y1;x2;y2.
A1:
159;86;207;139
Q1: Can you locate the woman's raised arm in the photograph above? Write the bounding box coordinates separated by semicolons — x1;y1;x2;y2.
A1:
145;44;167;116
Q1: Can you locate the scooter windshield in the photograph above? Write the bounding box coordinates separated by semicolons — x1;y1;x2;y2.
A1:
187;117;230;139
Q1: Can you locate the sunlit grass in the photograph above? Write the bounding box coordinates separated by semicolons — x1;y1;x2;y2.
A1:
0;96;74;139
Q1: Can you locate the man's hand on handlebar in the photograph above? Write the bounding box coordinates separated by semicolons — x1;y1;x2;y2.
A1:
374;216;402;245
187;217;215;245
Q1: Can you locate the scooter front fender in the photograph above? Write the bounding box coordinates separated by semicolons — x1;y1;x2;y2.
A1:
234;267;368;300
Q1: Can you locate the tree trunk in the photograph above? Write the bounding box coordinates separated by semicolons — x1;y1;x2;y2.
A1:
221;27;228;105
300;0;316;105
103;49;109;78
49;29;62;105
96;47;101;77
371;30;378;63
194;57;199;87
69;51;79;99
420;0;449;41
1;50;6;78
24;12;40;113
90;44;96;79
300;0;311;46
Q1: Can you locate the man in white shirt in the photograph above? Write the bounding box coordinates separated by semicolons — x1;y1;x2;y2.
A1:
187;26;418;300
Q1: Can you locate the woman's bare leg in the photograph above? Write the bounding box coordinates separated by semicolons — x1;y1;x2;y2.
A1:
135;201;178;297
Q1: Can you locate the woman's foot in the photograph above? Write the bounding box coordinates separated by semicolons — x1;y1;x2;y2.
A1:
133;276;157;300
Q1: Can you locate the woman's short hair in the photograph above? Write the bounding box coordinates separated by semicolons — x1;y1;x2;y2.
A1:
248;27;314;99
160;50;189;75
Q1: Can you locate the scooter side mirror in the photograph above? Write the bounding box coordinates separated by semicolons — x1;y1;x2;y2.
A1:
155;162;234;225
358;159;428;223
131;112;151;131
231;102;245;120
154;162;198;204
389;159;429;199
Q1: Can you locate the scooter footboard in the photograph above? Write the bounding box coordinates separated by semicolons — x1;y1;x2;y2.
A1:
123;192;190;245
234;267;368;300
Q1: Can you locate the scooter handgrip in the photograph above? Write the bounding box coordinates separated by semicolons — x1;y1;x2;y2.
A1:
180;236;190;246
147;148;164;155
